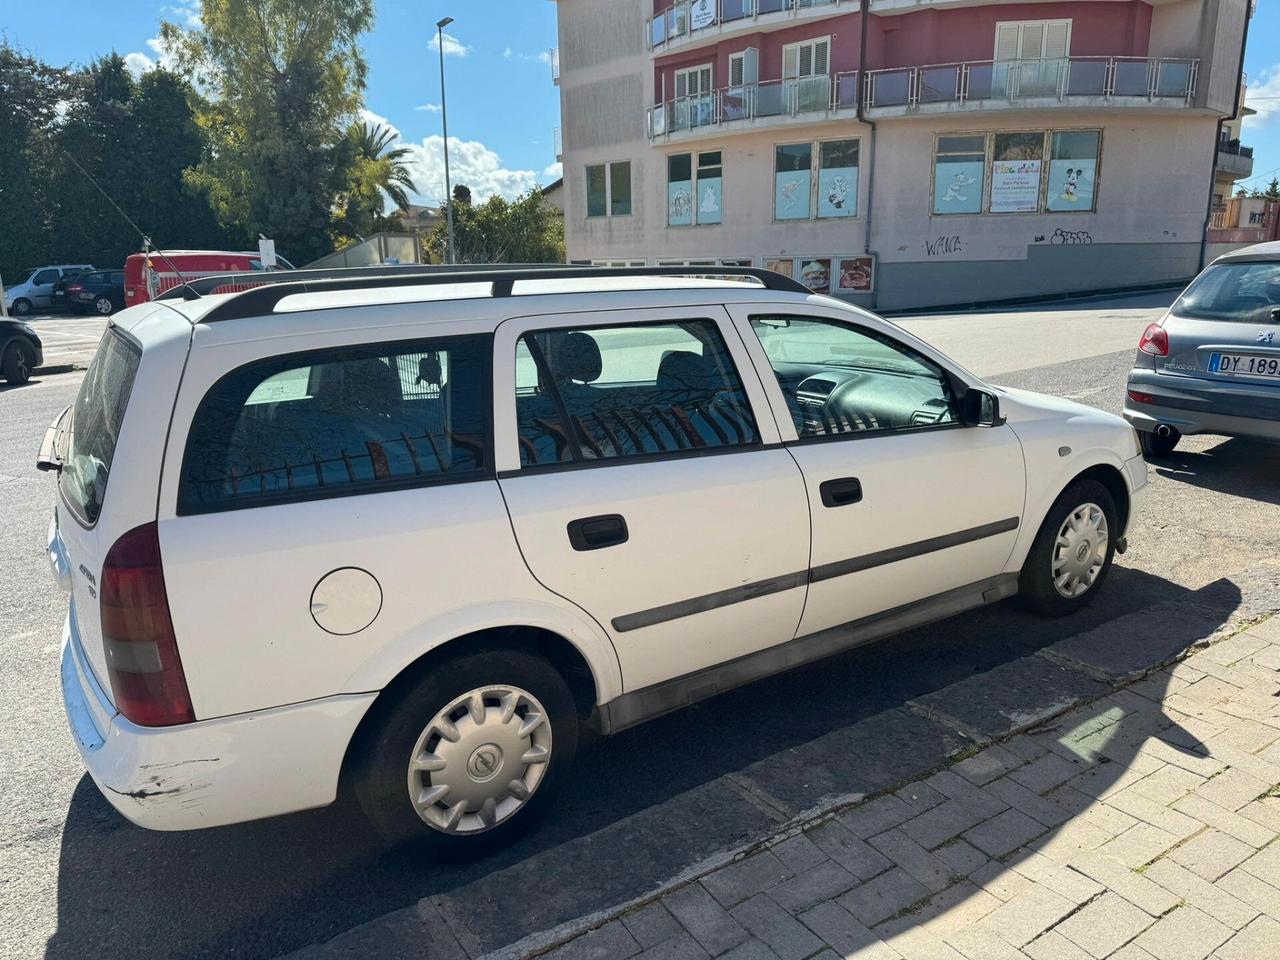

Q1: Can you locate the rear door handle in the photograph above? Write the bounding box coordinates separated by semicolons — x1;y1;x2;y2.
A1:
567;514;629;551
819;477;863;508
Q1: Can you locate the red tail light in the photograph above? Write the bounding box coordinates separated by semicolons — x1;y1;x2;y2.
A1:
67;284;83;293
1138;323;1169;357
1127;390;1156;405
100;523;195;726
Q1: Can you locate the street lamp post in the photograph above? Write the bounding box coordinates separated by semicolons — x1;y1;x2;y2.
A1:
436;16;457;265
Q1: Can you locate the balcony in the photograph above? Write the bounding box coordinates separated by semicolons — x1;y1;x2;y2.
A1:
1216;138;1254;179
553;126;563;161
646;57;1198;142
648;0;849;55
550;47;560;84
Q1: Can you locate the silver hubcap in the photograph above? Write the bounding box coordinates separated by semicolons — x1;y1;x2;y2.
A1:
96;298;112;314
1052;502;1109;598
406;684;552;835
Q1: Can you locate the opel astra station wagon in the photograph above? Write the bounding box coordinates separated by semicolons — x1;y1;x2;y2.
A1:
41;266;1147;855
1125;240;1280;458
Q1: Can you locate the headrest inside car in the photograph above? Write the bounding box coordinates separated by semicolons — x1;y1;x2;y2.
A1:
549;331;603;384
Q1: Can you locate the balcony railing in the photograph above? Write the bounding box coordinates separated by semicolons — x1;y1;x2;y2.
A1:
646;57;1198;140
1218;138;1253;158
550;47;560;83
863;56;1198;110
553;126;563;160
648;0;847;51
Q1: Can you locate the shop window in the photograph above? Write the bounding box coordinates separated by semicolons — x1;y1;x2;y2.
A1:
933;136;986;215
818;140;858;218
668;151;722;226
776;140;859;220
989;132;1045;214
1046;130;1099;212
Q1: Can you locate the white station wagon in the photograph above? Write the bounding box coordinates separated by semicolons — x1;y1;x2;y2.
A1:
42;266;1147;855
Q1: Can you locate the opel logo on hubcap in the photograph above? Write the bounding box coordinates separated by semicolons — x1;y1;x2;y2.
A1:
1076;543;1091;563
467;744;503;781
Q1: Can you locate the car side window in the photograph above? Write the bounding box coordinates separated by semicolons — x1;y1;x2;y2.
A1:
749;315;958;439
34;269;60;284
515;320;760;467
179;335;490;513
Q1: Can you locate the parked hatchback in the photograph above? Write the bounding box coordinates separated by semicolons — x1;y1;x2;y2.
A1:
66;270;126;316
5;264;95;316
42;267;1147;856
1125;241;1280;456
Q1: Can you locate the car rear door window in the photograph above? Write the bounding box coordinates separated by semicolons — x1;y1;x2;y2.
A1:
515;320;759;466
179;335;491;513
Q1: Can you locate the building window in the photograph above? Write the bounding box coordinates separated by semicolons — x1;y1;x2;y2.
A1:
775;140;859;220
989;132;1044;214
933;136;986;215
667;151;722;226
1046;130;1099;212
586;161;631;218
995;20;1071;97
818;140;858;218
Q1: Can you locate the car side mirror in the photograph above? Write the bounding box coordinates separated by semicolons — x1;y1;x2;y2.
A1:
960;388;1001;427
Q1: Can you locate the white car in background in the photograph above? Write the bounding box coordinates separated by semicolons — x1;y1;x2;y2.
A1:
5;264;95;316
41;266;1146;856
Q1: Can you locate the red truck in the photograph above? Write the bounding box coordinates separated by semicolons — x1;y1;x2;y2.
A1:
124;250;295;305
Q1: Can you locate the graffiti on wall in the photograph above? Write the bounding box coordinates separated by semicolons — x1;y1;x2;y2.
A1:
923;235;963;257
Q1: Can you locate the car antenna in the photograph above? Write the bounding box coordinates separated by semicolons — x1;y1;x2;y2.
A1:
58;149;202;300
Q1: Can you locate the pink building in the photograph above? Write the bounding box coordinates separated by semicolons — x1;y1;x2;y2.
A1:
551;0;1252;310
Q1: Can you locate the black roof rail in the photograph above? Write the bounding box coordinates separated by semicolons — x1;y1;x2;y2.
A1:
192;265;812;323
155;262;579;301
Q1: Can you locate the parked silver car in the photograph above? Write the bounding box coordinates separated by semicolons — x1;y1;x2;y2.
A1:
3;264;95;316
1125;241;1280;457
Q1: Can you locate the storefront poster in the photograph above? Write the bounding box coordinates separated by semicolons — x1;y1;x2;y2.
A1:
990;159;1042;213
668;180;693;226
933;160;983;215
697;176;723;224
774;170;811;220
817;167;858;218
1046;159;1096;212
763;258;794;278
798;258;833;292
690;0;715;29
836;256;875;293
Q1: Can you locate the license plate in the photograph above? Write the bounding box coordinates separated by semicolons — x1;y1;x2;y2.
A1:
1209;353;1280;381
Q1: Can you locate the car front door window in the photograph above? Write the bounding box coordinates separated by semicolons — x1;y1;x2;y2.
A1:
748;315;958;439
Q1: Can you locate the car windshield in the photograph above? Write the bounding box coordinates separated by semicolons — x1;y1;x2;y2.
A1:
1173;262;1280;322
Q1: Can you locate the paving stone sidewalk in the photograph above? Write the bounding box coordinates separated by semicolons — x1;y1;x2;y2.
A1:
532;616;1280;960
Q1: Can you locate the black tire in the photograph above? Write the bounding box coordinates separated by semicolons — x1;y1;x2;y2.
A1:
93;295;115;316
11;298;32;317
1138;428;1179;459
1018;478;1118;617
2;341;33;385
352;647;579;858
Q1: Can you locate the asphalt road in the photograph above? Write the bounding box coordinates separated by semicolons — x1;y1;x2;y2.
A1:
3;290;1279;960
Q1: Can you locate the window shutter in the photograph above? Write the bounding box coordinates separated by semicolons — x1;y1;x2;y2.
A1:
814;38;829;76
1044;21;1070;60
799;42;813;77
1019;22;1045;59
743;47;758;85
730;54;744;87
995;23;1020;62
675;71;688;98
783;43;799;79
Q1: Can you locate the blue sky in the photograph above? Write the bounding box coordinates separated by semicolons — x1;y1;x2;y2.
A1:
3;2;1278;203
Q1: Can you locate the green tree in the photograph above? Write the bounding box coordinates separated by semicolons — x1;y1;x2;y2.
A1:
332;119;417;243
162;0;375;265
0;44;71;285
426;187;564;264
1265;177;1280;201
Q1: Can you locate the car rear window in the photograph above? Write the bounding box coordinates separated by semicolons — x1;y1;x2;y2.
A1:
178;335;491;513
60;328;142;525
1173;262;1280;322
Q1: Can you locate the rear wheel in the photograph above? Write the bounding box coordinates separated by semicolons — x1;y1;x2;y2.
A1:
1019;479;1118;617
2;341;33;385
352;647;579;857
93;295;115;316
1138;428;1179;459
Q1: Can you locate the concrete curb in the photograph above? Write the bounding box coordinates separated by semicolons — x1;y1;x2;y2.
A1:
489;609;1275;960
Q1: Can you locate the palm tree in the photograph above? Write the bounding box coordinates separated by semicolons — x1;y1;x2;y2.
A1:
348;119;417;213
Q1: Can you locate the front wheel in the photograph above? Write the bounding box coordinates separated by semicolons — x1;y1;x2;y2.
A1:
1018;479;1118;617
352;647;579;857
2;341;33;385
11;298;32;317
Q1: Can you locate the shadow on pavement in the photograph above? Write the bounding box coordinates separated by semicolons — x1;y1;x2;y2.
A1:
1150;436;1280;507
45;568;1244;960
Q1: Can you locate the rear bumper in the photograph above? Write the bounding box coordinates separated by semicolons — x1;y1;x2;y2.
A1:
61;610;376;831
1124;370;1280;440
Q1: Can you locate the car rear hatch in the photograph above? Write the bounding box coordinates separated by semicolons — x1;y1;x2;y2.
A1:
46;305;194;708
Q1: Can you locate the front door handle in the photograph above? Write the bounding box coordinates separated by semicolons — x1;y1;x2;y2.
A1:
820;477;863;508
567;514;629;551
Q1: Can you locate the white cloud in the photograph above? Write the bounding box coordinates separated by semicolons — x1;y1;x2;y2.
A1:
543;162;563;179
124;52;155;78
164;2;202;28
537;50;553;65
428;32;470;57
414;103;442;113
503;47;513;59
1244;66;1280;128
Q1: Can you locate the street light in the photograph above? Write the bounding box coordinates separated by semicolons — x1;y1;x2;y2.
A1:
436;15;457;265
